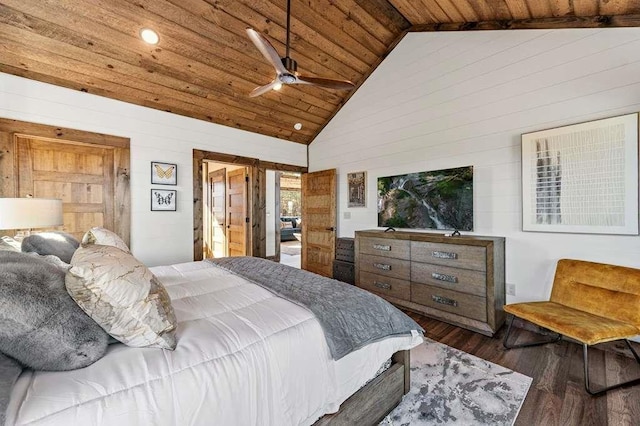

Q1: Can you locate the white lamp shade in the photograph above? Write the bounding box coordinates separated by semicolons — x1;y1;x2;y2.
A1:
0;198;64;230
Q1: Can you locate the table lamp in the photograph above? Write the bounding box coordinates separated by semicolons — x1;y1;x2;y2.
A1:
0;197;64;239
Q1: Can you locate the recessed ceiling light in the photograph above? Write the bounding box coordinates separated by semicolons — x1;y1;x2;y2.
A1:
293;122;302;130
140;28;159;45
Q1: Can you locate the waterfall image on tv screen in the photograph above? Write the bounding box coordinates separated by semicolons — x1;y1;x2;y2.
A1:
377;166;473;231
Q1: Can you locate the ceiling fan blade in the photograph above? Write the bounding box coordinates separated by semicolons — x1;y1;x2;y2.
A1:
249;80;280;97
295;75;355;90
246;28;287;75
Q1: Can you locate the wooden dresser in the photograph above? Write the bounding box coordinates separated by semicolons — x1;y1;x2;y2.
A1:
355;230;505;336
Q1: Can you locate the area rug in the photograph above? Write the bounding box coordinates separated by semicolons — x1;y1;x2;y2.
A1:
380;338;532;426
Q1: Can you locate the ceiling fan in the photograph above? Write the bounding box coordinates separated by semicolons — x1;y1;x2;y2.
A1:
246;0;355;97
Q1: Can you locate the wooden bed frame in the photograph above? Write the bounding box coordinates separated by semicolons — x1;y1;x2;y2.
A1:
314;350;410;425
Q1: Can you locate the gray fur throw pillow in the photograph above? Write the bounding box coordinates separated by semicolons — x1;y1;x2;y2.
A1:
21;231;80;263
0;251;109;370
0;251;109;424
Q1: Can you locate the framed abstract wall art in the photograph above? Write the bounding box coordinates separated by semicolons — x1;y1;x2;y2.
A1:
151;161;177;185
521;113;638;235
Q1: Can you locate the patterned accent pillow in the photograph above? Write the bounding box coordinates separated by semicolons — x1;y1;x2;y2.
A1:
66;245;177;350
81;227;129;253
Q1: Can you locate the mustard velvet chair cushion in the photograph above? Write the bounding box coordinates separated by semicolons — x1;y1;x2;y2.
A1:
505;259;640;346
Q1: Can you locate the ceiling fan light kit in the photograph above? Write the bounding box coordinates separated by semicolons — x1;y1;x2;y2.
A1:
246;0;355;97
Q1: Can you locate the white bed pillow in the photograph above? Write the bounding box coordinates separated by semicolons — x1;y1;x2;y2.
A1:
81;227;129;253
66;245;177;350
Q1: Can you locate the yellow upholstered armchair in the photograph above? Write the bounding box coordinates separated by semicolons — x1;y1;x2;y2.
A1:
503;259;640;395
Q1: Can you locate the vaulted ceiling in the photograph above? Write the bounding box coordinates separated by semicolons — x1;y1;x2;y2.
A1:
1;1;639;144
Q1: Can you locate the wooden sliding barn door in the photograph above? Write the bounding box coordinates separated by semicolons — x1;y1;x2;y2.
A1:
301;169;336;277
14;136;120;242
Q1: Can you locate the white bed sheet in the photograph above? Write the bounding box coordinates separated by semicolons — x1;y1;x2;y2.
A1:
7;260;422;426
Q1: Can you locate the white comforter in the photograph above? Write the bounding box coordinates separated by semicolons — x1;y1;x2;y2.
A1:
7;261;422;426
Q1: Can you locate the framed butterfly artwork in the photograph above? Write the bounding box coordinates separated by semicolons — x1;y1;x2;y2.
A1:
151;161;177;185
151;189;177;211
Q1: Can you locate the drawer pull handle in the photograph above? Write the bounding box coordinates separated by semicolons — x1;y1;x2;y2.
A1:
432;251;458;260
373;263;391;271
373;244;391;251
374;281;391;290
432;295;458;307
431;272;458;283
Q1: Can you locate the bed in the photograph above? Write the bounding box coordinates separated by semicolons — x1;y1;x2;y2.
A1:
5;257;423;426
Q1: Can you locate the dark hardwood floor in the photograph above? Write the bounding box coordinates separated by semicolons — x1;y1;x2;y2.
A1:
407;312;640;426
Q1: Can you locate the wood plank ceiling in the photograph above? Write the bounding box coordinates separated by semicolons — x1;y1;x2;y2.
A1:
1;1;639;145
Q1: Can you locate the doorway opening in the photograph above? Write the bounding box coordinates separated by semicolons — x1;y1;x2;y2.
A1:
203;160;250;259
192;148;308;263
275;171;301;268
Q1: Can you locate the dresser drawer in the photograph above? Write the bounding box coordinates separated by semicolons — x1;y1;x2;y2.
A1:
411;241;486;271
411;263;486;297
411;283;487;322
358;254;410;280
358;237;410;260
358;271;411;301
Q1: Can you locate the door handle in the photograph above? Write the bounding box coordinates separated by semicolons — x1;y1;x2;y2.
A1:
325;227;336;231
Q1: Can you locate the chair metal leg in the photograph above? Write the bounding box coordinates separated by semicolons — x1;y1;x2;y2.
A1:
503;315;562;349
584;340;640;396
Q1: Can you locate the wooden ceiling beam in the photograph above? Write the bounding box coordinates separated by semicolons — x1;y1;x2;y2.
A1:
572;0;599;16
410;13;640;31
502;0;532;20
299;1;388;55
420;0;459;23
329;1;399;45
354;0;412;33
525;0;554;18
387;0;433;24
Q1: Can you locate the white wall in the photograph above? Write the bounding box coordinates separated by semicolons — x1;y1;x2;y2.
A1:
1;73;307;266
310;28;640;304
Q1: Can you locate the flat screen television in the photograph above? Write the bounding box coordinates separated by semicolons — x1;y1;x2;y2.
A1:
377;166;473;231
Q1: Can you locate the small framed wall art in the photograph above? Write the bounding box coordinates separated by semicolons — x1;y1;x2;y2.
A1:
347;171;366;208
151;161;177;185
151;189;177;211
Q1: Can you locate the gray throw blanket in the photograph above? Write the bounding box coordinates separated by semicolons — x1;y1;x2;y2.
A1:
208;257;423;360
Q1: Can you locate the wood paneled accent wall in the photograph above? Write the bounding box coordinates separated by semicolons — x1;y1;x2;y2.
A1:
193;149;307;261
0;118;130;245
